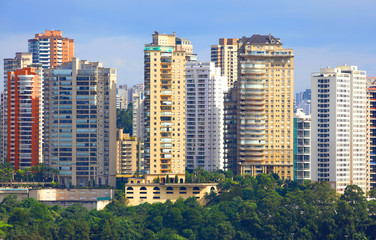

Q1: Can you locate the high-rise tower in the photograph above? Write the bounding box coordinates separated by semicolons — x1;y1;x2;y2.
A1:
28;30;74;69
2;53;41;165
185;61;228;171
211;38;239;88
311;65;367;194
44;57;117;187
367;77;376;191
224;34;294;180
143;32;187;183
6;68;41;170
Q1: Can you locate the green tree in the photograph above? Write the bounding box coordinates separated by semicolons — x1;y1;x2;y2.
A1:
116;103;133;134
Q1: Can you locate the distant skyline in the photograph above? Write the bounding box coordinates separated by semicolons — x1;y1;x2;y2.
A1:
1;0;375;92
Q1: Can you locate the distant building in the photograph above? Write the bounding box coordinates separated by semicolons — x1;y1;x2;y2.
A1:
116;85;128;110
211;38;239;88
116;130;143;175
297;100;311;115
128;83;144;105
311;65;367;194
224;34;294;180
132;90;144;141
185;61;227;171
295;89;311;106
293;109;311;183
28;30;74;69
44;57;117;187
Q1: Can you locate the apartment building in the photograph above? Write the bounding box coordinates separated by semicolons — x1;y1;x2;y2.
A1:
43;57;117;187
132;90;144;141
143;32;186;183
2;53;34;162
28;30;74;69
367;77;376;190
116;84;128;110
311;65;367;194
6;68;41;170
224;34;294;180
116;130;143;175
211;38;239;87
293;108;311;182
185;61;228;171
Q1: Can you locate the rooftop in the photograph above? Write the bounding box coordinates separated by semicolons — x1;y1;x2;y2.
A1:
240;34;281;45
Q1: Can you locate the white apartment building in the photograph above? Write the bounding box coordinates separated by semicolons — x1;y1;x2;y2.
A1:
185;62;228;171
116;86;128;110
132;90;144;142
311;65;367;194
294;108;311;182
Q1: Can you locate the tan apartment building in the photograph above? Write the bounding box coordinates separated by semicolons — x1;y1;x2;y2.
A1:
224;34;294;180
116;130;143;176
44;57;117;187
211;38;239;88
143;32;187;184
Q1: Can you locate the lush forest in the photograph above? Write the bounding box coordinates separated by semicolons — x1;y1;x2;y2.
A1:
116;103;133;135
1;172;376;239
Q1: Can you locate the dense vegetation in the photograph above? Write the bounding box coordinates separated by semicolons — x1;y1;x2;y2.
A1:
1;172;376;239
116;103;133;135
0;162;58;186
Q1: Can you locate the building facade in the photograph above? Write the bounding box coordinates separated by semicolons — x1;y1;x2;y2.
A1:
367;77;376;190
6;68;41;170
293;108;311;182
211;38;238;88
2;53;34;162
116;130;143;175
116;84;128;110
132;90;144;141
143;32;186;183
185;61;227;171
28;30;74;69
224;34;294;180
44;58;117;187
311;65;367;194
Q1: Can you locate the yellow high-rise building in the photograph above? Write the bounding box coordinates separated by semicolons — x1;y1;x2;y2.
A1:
116;130;143;176
143;32;186;184
211;38;239;88
224;34;294;180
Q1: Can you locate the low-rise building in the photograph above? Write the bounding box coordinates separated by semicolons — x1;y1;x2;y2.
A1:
125;183;217;206
0;188;114;210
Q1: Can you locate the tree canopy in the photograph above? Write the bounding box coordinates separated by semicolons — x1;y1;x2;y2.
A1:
0;173;376;239
116;102;133;135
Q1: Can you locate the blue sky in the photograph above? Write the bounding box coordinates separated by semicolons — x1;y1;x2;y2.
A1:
1;0;375;92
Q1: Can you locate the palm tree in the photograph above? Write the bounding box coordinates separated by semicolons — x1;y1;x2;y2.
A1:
24;167;31;183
